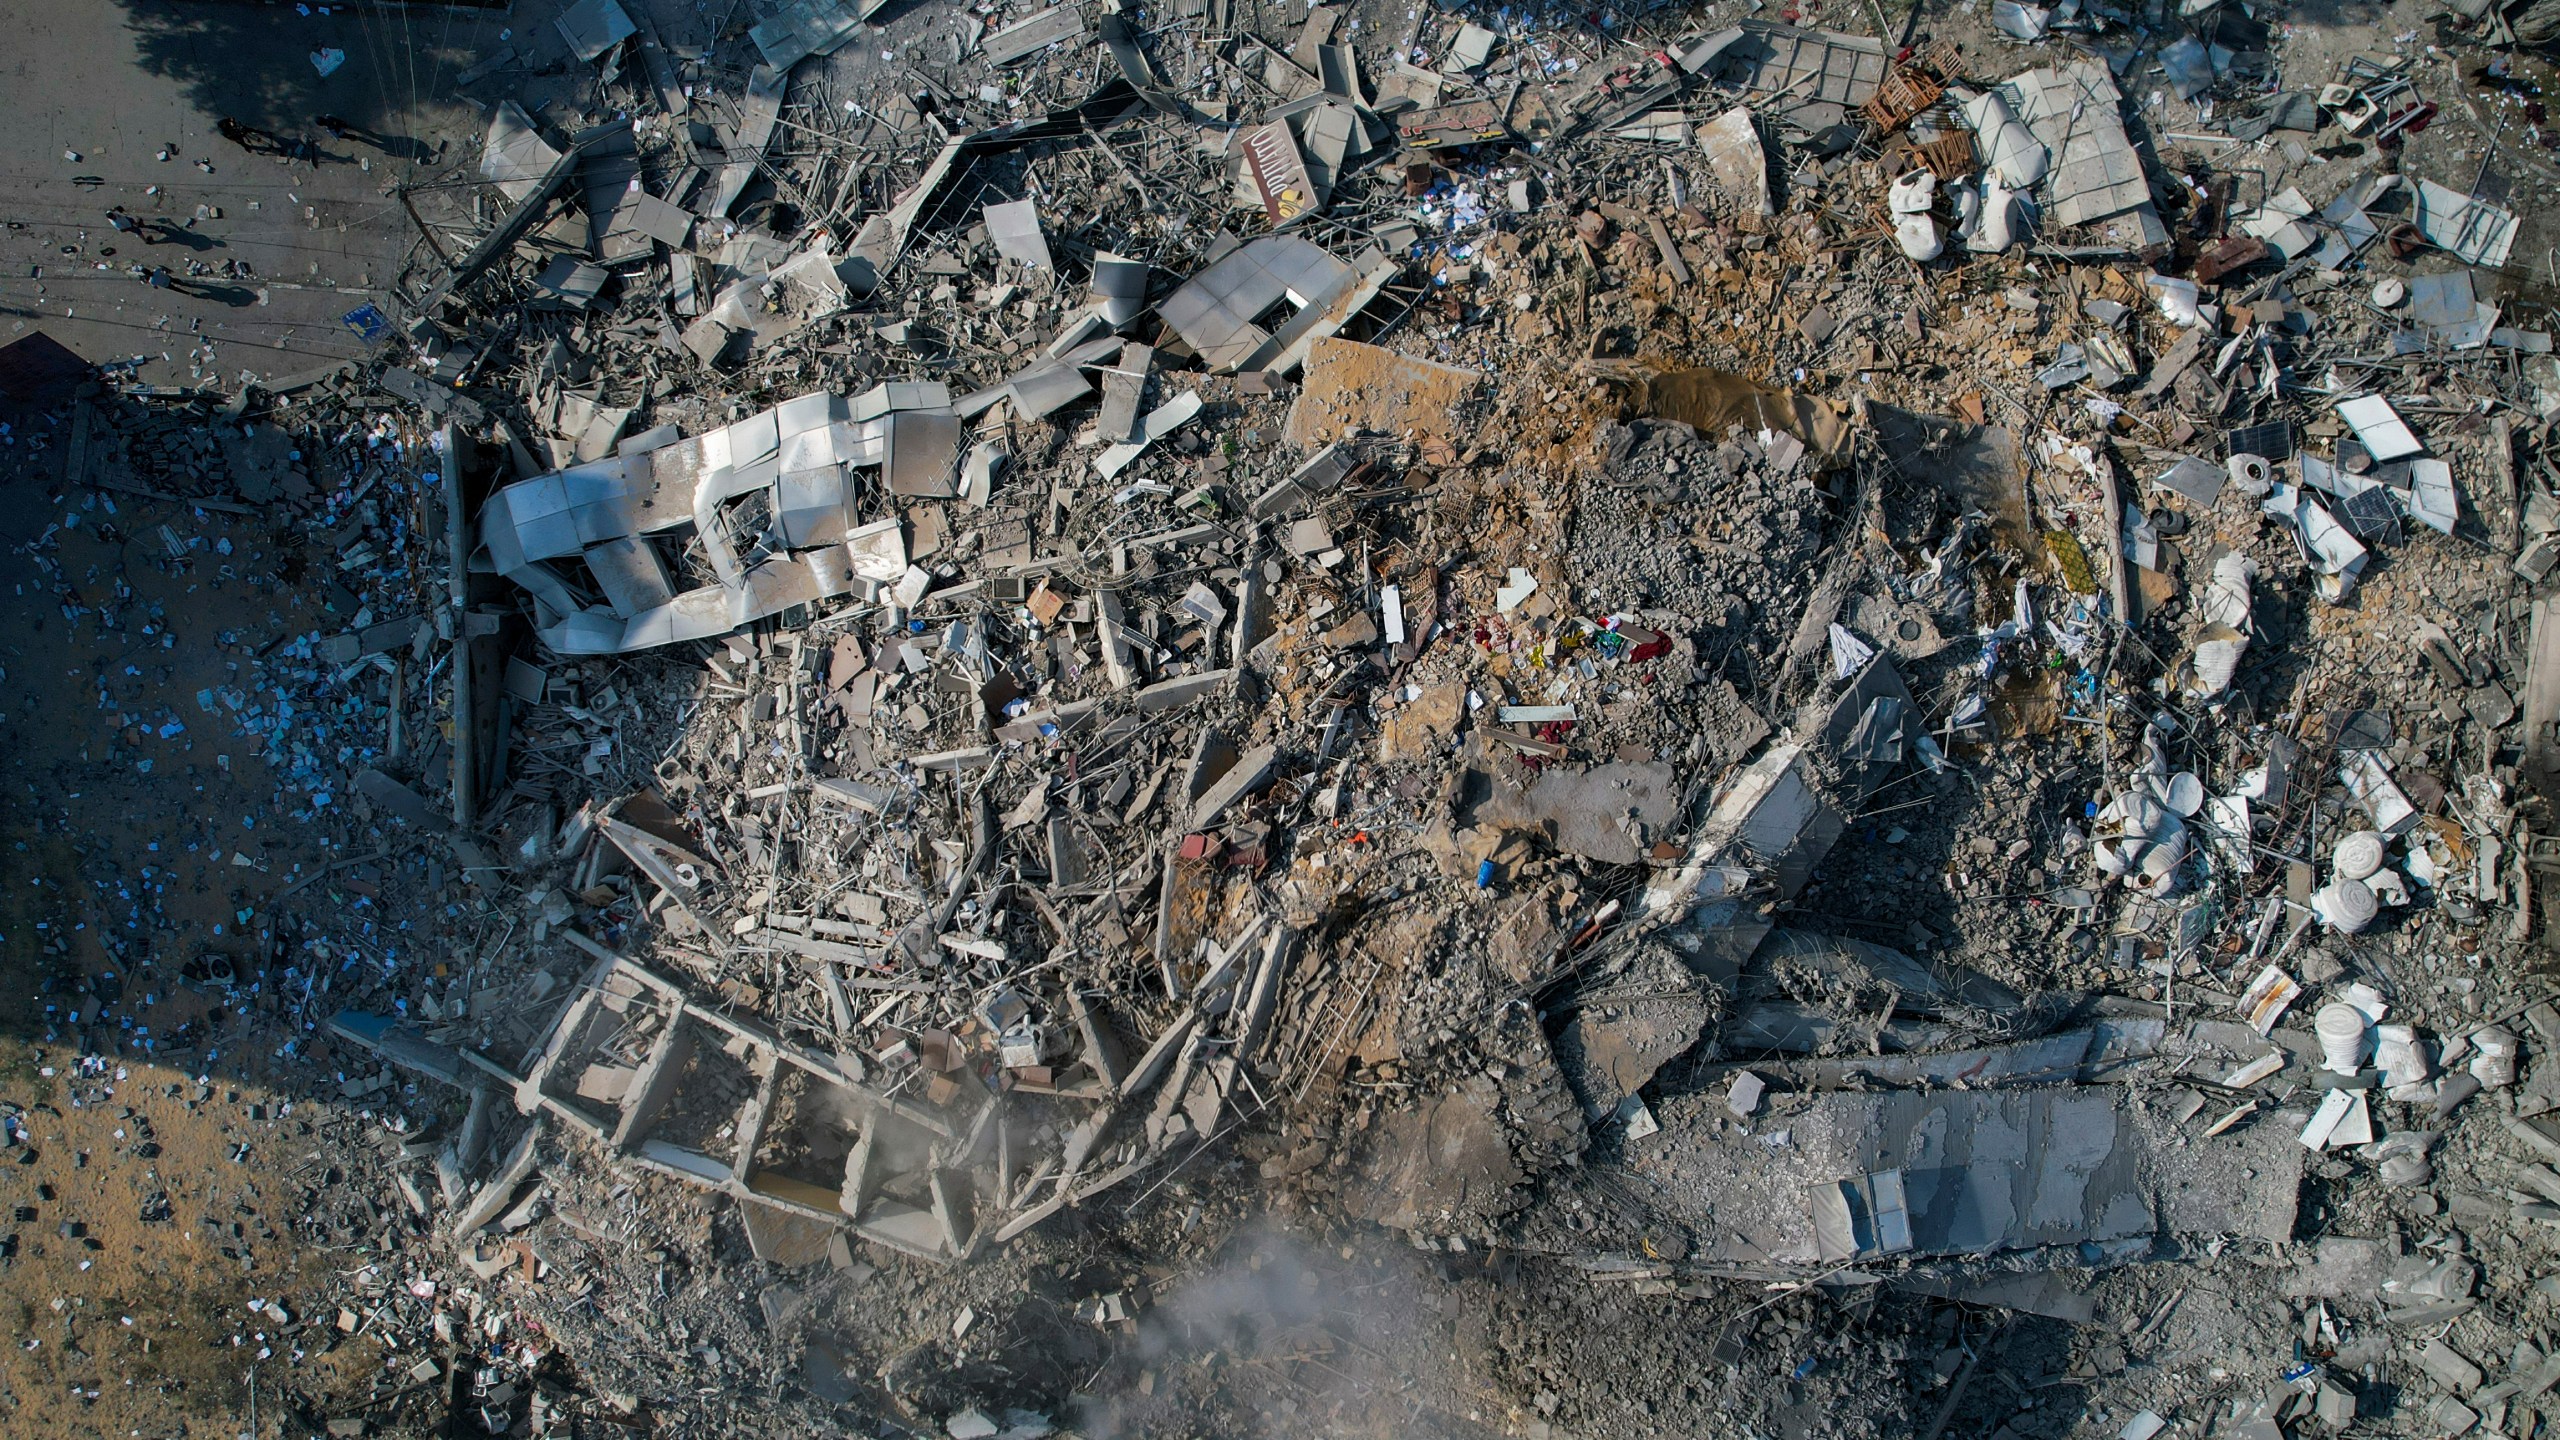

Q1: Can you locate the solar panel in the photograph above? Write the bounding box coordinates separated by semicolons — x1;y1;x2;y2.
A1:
2337;485;2403;543
2225;421;2292;462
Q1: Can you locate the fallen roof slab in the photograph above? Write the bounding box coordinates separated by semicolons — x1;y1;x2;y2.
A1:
1628;1084;2302;1269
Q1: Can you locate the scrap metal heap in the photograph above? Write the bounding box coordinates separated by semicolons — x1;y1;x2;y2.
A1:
49;0;2560;1432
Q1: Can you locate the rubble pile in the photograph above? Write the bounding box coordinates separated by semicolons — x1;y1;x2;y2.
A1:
11;0;2560;1434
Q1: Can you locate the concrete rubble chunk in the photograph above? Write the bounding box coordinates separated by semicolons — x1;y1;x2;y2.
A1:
1095;390;1198;479
985;6;1087;65
2420;1338;2483;1394
1695;109;1771;216
1631;1085;2301;1266
555;0;638;63
1189;743;1277;828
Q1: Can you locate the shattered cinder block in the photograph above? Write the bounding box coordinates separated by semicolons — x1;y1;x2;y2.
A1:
1133;669;1231;712
1189;744;1277;829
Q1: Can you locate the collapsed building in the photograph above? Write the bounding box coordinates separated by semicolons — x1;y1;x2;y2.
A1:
15;0;2560;1434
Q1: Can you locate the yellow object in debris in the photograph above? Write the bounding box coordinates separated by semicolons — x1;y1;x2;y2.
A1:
2045;530;2097;594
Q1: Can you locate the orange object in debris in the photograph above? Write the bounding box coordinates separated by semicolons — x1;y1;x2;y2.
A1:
2192;235;2268;282
1862;65;1945;135
1915;131;1976;181
1905;37;1964;81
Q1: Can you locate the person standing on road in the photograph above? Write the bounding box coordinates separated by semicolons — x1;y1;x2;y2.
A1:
139;265;211;298
215;117;272;153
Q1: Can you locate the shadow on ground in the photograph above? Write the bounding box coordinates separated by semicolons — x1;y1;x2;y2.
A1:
113;0;498;147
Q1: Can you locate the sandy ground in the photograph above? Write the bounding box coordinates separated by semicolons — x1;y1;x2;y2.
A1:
0;1041;385;1440
0;393;382;1432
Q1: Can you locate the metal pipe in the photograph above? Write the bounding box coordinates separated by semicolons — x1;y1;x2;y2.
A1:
444;423;474;827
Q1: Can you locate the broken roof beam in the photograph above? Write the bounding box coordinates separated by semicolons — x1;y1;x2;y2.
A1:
597;815;717;927
608;1010;696;1154
678;988;894;1105
441;425;478;828
1073;990;1131;1092
2523;597;2560;809
326;1011;469;1089
730;1063;780;1189
1094;587;1141;688
451;1122;544;1238
1100;14;1214;124
709;63;790;218
850;82;1151;283
418;131;610;316
510;939;631;1116
1234;926;1291;1054
1637;741;1843;924
985;5;1087;66
929;1168;979;1258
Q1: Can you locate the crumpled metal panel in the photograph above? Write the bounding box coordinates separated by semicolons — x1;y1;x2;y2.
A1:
775;390;842;442
1008;361;1096;420
748;0;863;71
985;200;1055;269
854;380;954;420
843;517;908;581
559;459;640;546
693;455;783;588
480;100;563;203
483;385;967;654
722;407;783;468
584;534;675;617
1159;236;1356;373
833;417;889;468
885;411;963;497
779;421;841;474
555;0;637;63
775;467;852;548
614;586;736;652
2413;178;2518;269
484;475;580;569
1090;252;1149;325
778;392;852;470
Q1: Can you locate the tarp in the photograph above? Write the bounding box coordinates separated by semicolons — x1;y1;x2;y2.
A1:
1618;366;1852;454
